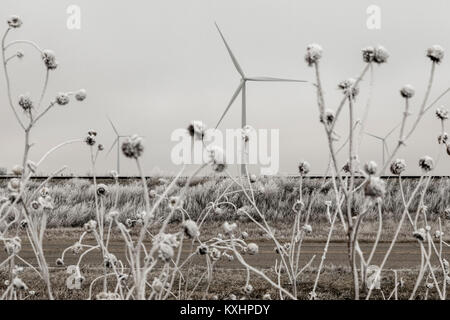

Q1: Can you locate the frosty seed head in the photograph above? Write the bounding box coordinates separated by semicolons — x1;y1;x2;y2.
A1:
302;224;313;234
338;78;359;99
209;247;221;261
71;242;83;254
436;107;449;121
125;218;135;228
247;243;259;255
103;253;117;268
158;243;174;262
30;200;40;210
362;45;389;64
182;220;200;239
12;165;23;176
207;145;226;173
4;237;21;255
105;210;119;222
434;230;444;239
152;278;164;292
110;170;119;179
438;132;448;144
197;244;208;255
19;219;28;230
83;220;97;233
153;233;179;262
343;156;360;174
85;134;96;146
41;50;58;70
7;178;21;192
362;46;375;63
390;159;406;175
320;109;335;125
55;93;70;106
187;120;206;140
223;221;237;234
298;161;310;176
96;184;108;196
12;277;27;291
373;46;389;64
18;94;33;112
364;177;386;199
16;50;24;59
243;284;254;295
7;15;22;28
305;44;323;66
122;135;144;159
413;228;427;242
75;89;87;102
169;196;183;209
400;84;415;99
363;161;378;176
40;186;50;197
263;293;271;300
419;155;434;172
427;45;445;64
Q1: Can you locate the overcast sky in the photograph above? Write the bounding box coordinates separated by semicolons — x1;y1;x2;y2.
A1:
1;0;450;176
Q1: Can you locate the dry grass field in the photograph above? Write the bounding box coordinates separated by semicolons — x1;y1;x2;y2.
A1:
1;177;449;229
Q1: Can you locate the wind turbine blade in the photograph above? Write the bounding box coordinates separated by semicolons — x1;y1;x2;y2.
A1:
246;76;308;83
215;22;245;77
385;123;400;139
105;137;119;157
365;132;383;140
215;83;243;129
107;116;120;136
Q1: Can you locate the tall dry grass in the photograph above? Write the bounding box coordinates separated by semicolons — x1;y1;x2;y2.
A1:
1;177;449;228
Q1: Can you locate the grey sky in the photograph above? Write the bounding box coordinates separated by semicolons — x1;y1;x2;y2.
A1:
1;0;450;175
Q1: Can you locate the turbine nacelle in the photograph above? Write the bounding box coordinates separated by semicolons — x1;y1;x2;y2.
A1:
106;116;133;175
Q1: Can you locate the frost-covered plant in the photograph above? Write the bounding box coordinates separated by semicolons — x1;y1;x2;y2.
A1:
308;41;450;300
0;15;86;299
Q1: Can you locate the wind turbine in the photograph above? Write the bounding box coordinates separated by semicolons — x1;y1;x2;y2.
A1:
106;117;130;175
214;23;308;175
365;124;399;165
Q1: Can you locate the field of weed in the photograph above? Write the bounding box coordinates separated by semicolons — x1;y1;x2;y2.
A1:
1;177;449;228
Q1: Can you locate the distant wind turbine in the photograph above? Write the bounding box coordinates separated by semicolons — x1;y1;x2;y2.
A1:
106;117;130;175
365;124;399;165
214;22;308;175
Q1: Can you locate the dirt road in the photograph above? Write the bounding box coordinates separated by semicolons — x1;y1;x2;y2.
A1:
2;238;447;270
